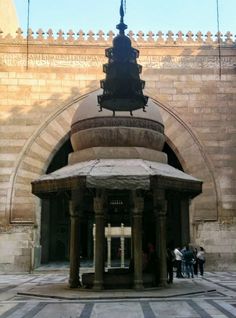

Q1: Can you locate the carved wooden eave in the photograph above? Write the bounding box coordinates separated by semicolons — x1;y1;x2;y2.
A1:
150;175;202;198
32;176;87;198
31;159;202;199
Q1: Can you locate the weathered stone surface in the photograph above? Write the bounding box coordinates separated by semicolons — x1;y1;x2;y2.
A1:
0;31;235;271
69;147;167;164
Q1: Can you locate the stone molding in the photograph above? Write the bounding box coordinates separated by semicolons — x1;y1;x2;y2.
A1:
71;117;164;135
0;28;235;46
69;147;167;164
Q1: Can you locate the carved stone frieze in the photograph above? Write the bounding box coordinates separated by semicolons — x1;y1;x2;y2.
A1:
0;52;235;69
138;55;236;69
0;53;106;68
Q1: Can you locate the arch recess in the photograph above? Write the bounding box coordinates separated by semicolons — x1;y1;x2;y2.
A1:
7;84;99;223
7;86;220;223
146;88;220;221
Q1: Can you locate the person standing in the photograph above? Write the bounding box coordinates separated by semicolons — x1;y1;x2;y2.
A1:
183;246;194;278
174;247;183;278
193;248;198;276
181;246;187;277
197;247;206;276
167;247;175;284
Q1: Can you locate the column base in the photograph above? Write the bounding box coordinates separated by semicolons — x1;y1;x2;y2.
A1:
159;278;167;287
93;280;104;291
69;278;81;289
134;280;144;291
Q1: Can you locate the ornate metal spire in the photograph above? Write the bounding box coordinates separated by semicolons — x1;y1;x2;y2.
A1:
97;0;148;115
116;0;127;35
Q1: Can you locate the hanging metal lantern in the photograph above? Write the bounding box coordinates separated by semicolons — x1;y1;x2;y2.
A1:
97;0;148;115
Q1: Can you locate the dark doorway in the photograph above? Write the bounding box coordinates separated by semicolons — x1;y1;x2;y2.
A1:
163;143;189;248
163;143;183;171
40;139;73;263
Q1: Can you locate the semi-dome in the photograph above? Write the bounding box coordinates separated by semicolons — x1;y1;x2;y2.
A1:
70;90;166;158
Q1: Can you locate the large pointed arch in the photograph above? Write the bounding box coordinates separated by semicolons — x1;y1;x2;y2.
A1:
6;84;99;223
7;86;220;223
147;89;220;221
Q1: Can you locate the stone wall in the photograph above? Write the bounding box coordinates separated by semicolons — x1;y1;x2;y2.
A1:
0;225;33;272
194;220;236;270
0;31;235;271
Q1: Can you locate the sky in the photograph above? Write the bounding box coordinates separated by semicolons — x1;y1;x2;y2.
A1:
14;0;235;38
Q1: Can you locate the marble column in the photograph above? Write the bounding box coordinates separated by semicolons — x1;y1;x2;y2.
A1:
93;224;96;268
87;219;93;260
154;189;167;287
107;223;111;268
93;191;106;291
69;198;81;288
120;238;125;268
132;191;144;290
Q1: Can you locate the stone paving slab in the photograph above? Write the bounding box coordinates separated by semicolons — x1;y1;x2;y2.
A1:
0;272;236;317
1;298;236;318
17;278;215;300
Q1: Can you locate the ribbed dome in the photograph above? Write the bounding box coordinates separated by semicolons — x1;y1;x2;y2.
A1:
71;90;165;153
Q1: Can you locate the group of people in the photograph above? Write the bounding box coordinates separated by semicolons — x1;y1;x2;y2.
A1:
167;245;206;284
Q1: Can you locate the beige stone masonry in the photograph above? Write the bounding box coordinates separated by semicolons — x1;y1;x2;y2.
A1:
0;33;235;270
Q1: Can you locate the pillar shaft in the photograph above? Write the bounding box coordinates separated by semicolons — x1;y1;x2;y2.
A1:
87;219;93;259
120;237;125;268
132;192;144;290
107;223;111;268
154;189;167;287
107;237;111;268
93;192;105;290
69;200;81;288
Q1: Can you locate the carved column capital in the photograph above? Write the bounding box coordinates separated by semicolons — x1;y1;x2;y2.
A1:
157;201;167;218
133;199;144;217
70;190;84;217
69;202;82;218
93;197;104;215
93;190;106;216
131;191;144;217
153;189;167;218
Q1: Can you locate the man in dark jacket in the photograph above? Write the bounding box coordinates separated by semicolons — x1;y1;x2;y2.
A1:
183;246;194;278
167;247;175;283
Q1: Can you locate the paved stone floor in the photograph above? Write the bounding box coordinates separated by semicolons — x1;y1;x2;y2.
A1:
0;271;236;317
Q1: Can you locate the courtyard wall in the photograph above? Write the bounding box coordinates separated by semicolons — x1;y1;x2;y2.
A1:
0;30;235;271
